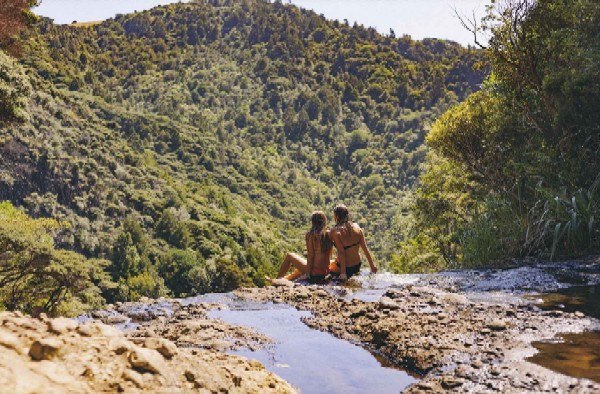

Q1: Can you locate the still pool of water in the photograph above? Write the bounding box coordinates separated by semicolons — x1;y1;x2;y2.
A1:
527;283;600;383
534;284;600;319
206;296;417;394
528;331;600;384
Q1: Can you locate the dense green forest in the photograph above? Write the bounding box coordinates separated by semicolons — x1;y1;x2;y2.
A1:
0;0;484;314
395;0;600;271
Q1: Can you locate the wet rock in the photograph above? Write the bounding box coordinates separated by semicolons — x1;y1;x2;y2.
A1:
90;310;109;319
29;338;62;361
102;315;130;325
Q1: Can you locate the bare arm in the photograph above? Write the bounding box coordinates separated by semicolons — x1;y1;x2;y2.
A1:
359;229;377;274
305;232;315;276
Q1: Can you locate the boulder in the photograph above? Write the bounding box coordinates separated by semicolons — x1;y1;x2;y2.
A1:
29;338;63;361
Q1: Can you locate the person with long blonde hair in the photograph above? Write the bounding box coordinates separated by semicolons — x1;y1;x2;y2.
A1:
266;210;333;283
329;204;377;281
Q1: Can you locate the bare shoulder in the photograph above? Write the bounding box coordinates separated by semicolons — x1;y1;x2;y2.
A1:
352;223;363;234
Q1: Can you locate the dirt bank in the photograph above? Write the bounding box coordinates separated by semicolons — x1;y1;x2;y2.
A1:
0;310;295;393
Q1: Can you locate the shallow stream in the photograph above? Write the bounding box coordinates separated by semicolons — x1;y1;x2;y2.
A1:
103;260;600;390
186;293;417;394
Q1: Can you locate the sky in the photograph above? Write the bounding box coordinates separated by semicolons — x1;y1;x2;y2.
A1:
34;0;489;46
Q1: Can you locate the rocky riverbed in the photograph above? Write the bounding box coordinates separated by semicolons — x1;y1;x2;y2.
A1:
3;259;600;393
0;309;294;393
235;282;600;393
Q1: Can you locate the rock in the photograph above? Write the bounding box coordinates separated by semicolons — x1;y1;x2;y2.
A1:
143;337;178;359
78;321;121;338
110;338;132;355
574;311;585;318
487;320;507;331
269;278;294;287
294;292;310;300
76;323;95;337
122;369;145;388
416;382;436;391
454;365;470;378
547;310;564;317
128;347;166;375
47;318;78;334
440;293;469;305
175;311;189;320
0;330;24;354
102;315;130;325
184;370;196;382
379;297;400;310
441;376;463;389
29;338;62;361
315;289;329;298
139;297;151;304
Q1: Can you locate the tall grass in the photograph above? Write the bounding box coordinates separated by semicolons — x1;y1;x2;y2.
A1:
458;196;521;267
527;173;600;259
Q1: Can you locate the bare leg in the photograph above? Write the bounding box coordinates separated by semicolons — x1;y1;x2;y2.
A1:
286;269;304;281
279;253;307;278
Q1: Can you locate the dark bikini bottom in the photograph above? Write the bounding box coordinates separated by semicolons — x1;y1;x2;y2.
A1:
308;275;327;284
332;261;362;278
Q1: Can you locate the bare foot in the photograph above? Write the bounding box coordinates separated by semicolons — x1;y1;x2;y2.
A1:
265;275;275;284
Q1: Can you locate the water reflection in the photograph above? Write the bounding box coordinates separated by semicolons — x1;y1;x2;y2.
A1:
209;299;417;394
535;284;600;319
528;331;600;384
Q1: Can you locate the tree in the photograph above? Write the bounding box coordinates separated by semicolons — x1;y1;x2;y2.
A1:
0;50;30;121
0;0;38;56
0;201;112;316
408;0;600;267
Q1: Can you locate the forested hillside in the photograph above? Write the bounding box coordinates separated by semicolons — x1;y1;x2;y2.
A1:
0;0;484;313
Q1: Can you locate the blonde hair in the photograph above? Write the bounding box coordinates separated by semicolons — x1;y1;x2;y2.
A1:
333;204;352;233
310;210;332;252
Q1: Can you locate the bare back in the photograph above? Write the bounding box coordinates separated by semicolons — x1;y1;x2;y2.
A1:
331;223;363;267
306;230;333;274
